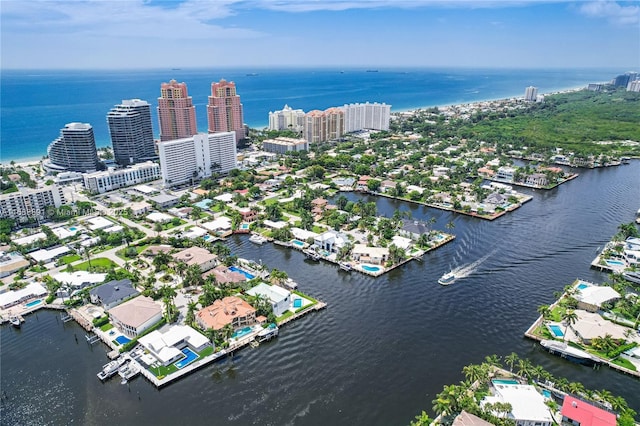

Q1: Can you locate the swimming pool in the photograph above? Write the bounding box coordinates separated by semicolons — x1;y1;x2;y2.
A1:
576;283;589;290
548;324;564;338
605;259;625;266
115;335;131;345
174;347;199;369
240;223;250;230
362;265;381;272
232;326;253;339
203;234;213;241
492;379;519;385
228;266;255;280
542;390;552;398
293;298;302;308
291;239;305;247
25;299;42;308
69;226;78;232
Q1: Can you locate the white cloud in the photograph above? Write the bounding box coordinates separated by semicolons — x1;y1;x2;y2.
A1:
578;1;640;26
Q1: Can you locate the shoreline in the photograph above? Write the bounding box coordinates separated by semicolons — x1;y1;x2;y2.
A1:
0;84;592;165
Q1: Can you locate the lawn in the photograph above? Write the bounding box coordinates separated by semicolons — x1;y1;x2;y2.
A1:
115;244;150;260
100;323;114;332
65;257;117;272
59;254;82;265
276;310;294;323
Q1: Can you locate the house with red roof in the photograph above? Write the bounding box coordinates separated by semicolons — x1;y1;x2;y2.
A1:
561;395;616;426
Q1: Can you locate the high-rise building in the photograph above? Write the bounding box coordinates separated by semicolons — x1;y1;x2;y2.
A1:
262;137;309;154
627;79;640;92
158;132;237;187
207;79;245;143
107;99;156;165
157;80;197;142
268;105;306;132
524;86;538;102
0;185;66;222
614;74;631;88
303;108;345;143
342;102;391;132
46;123;99;173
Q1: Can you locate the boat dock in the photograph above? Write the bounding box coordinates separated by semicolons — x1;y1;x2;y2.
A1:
278;301;327;327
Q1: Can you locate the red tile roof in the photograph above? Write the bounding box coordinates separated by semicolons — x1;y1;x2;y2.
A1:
561;396;616;426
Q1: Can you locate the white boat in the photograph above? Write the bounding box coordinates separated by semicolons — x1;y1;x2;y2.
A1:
540;339;601;366
622;271;640;285
438;271;456;285
249;234;267;245
283;278;298;289
257;324;279;342
304;249;321;261
339;262;352;272
97;358;127;381
9;316;21;327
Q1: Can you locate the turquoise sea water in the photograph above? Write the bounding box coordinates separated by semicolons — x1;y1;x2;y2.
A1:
0;67;620;162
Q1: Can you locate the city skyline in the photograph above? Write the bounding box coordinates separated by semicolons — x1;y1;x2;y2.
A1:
1;1;639;70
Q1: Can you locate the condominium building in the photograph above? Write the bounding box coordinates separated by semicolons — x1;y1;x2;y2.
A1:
0;185;66;222
207;79;245;143
524;86;538;102
268;104;306;132
158;132;237;187
157;80;198;142
627;79;640;92
262;137;309;154
303;108;345;143
83;161;161;194
342;102;391;132
46;123;99;173
107;99;157;165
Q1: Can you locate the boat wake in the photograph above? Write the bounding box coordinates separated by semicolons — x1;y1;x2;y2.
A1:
448;250;495;280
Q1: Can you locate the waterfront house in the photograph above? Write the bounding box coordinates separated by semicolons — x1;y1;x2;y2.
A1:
238;207;259;223
179;227;208;240
399;220;431;240
201;216;232;234
89;279;139;310
571;310;632;344
0;252;30;278
0;282;47;310
196;296;256;331
332;176;355;189
351;244;389;265
202;265;247;285
379;180;396;193
452;411;494;426
246;282;291;317
484;193;508;207
108;295;163;338
172;246;218;273
481;383;553;426
356;175;371;191
313;230;350;253
573;283;620;312
525;173;549;187
495;166;516;183
477;166;496;177
561;395;616;426
138;325;210;366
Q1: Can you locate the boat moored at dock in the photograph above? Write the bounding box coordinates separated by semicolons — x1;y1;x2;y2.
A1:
540;339;601;366
339;262;352;272
622;271;640;285
9;315;22;327
249;234;267;245
257;324;279;342
97;358;127;381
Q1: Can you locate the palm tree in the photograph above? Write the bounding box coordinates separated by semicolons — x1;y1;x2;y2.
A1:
562;309;579;342
484;354;501;368
175;260;188;279
505;352;519;373
516;359;533;380
537;304;551;323
462;364;483;385
185;301;197;327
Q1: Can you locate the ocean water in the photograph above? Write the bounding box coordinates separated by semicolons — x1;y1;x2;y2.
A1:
0;67;620;163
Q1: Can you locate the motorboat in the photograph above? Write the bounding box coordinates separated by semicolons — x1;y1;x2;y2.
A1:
118;363;140;383
339;262;352;272
304;249;321;261
622;271;640;285
97;358;127;381
438;271;456;285
9;315;21;327
283;278;298;290
249;234;267;245
540;339;601;366
257;324;279;342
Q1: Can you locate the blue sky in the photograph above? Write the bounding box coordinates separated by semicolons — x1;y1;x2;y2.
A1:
1;0;639;69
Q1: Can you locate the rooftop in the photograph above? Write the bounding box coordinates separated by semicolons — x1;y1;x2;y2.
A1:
561;395;616;426
108;295;162;328
196;296;256;330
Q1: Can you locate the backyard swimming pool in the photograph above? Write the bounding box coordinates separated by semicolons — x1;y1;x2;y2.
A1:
605;259;625;267
174;347;199;369
362;265;381;272
228;266;255;280
25;299;42;308
232;326;253;339
291;239;305;248
492;379;519;385
115;335;131;345
577;283;590;290
240;223;250;230
293;298;302;308
548;324;564;338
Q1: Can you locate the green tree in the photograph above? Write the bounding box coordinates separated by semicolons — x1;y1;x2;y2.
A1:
562;309;578;342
